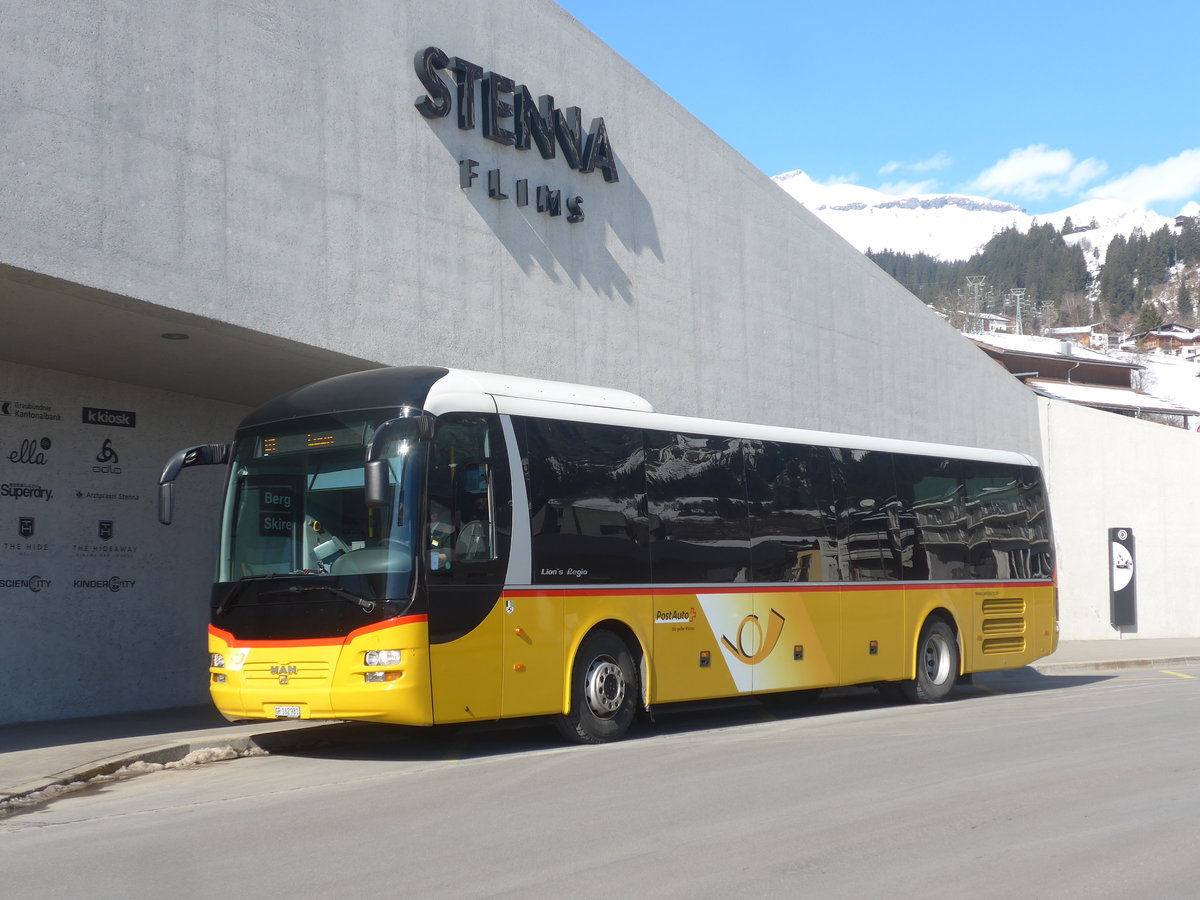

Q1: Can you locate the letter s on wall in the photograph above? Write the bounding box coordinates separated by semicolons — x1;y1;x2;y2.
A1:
414;46;452;118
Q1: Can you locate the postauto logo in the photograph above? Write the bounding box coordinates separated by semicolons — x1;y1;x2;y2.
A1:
655;607;696;624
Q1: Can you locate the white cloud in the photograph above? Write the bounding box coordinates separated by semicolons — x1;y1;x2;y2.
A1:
878;179;939;196
1085;149;1200;211
910;152;953;173
877;153;951;177
969;145;1106;201
821;172;861;186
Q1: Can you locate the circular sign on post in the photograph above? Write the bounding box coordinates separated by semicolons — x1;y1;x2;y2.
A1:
1110;541;1134;592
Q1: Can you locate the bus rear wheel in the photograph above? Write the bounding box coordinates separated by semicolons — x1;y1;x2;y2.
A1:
901;618;959;703
555;630;638;744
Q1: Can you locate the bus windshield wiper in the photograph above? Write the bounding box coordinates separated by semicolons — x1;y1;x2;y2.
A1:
216;574;293;617
259;584;377;613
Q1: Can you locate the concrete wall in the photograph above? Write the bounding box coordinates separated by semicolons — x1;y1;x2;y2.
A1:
0;0;1040;454
0;361;247;723
0;1;1054;723
1041;398;1200;639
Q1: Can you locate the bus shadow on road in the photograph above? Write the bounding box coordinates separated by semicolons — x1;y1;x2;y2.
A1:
257;667;1114;762
962;666;1115;698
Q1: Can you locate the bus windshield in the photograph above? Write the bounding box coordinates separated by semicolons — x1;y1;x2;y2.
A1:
217;412;426;604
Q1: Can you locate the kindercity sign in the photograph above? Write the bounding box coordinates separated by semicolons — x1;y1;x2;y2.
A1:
414;46;618;224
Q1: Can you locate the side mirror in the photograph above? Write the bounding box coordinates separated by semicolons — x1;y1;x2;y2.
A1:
364;459;389;508
158;482;175;526
158;442;231;525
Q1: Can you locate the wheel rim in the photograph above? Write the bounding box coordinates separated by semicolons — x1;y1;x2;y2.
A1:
922;633;952;685
583;655;625;719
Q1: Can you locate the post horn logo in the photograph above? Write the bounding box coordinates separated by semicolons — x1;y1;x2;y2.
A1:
721;609;786;665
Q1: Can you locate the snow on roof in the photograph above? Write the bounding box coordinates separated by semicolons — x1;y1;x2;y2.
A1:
1146;326;1200;340
1114;351;1200;411
1029;379;1200;416
969;332;1132;366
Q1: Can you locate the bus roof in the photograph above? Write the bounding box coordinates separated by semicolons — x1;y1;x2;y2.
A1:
241;366;1039;469
428;369;1039;469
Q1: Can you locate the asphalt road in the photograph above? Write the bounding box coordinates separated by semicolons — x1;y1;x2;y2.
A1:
3;666;1199;899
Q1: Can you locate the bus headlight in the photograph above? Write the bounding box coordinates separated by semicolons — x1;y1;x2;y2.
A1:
211;653;226;668
365;649;402;666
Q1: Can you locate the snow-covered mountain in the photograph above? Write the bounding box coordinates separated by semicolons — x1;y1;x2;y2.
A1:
774;169;1183;265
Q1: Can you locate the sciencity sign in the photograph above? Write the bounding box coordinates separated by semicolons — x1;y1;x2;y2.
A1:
414;46;618;224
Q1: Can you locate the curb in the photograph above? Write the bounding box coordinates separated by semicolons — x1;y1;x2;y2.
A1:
1030;655;1200;674
1;737;255;811
0;725;342;815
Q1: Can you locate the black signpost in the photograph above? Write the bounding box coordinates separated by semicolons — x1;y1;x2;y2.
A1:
1109;527;1136;630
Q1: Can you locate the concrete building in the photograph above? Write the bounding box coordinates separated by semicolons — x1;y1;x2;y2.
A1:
0;1;1187;725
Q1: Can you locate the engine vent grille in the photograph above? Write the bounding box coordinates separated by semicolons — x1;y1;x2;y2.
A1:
982;636;1025;654
982;597;1025;616
980;597;1026;654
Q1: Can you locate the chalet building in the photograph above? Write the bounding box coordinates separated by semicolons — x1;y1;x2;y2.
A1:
976;312;1016;334
969;333;1200;427
1044;324;1111;351
1133;323;1200;356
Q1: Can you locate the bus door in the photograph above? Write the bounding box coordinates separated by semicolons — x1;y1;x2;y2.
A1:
426;412;512;724
832;448;906;685
745;442;841;695
647;430;753;702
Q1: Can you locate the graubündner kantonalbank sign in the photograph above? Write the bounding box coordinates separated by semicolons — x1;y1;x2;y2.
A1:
414;46;618;224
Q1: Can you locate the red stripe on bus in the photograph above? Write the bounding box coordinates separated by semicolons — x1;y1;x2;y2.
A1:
502;580;1053;599
208;615;428;648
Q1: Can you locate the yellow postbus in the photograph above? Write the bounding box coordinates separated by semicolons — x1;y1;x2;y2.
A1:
160;367;1057;743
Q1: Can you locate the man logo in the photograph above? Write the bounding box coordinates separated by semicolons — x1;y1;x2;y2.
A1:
721;609;786;665
99;520;114;541
19;517;35;538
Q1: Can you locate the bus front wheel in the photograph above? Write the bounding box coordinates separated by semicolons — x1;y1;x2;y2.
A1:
901;618;959;703
556;630;638;744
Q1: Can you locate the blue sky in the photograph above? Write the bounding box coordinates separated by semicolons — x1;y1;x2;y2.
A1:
556;0;1200;216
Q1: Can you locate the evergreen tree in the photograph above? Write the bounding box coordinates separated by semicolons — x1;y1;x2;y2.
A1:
1179;279;1194;319
1101;235;1136;318
1134;301;1164;335
1178;217;1200;265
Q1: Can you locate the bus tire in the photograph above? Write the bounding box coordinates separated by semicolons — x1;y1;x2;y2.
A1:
555;630;638;744
901;618;959;703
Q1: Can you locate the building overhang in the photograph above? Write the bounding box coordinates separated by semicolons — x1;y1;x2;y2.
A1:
0;263;382;407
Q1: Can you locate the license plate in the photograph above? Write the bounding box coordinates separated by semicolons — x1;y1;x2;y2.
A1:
274;705;302;719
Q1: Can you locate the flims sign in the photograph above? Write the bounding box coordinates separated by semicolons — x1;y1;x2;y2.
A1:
414;46;618;224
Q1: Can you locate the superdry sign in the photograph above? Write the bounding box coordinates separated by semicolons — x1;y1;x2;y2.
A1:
414;45;618;224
